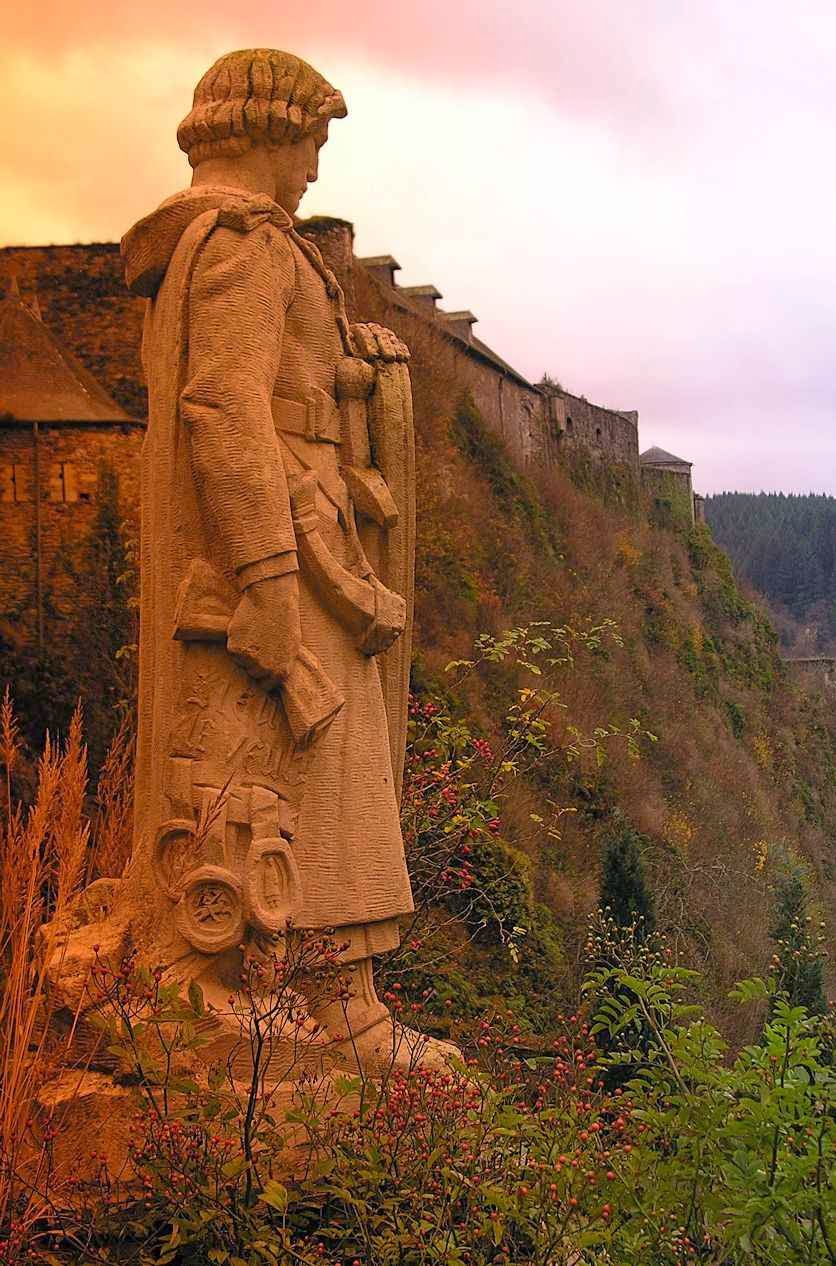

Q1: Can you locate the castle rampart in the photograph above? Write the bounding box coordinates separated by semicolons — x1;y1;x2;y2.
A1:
0;277;142;649
544;388;638;468
354;234;639;474
1;213;698;660
1;220;649;481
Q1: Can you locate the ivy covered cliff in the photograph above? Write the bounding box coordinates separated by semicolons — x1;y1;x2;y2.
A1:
368;282;836;1037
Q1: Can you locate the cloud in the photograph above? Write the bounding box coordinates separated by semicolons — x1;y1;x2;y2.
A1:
2;0;836;494
4;0;678;125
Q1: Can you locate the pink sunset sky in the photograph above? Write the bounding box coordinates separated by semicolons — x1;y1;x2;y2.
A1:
2;0;835;495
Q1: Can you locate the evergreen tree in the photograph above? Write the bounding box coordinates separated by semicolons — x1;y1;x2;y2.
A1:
705;491;836;652
593;822;657;1087
599;822;656;936
770;873;827;1016
66;463;137;772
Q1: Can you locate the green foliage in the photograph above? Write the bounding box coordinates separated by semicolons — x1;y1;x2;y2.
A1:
646;471;694;530
61;463;137;769
598;820;656;934
0;463;136;771
585;907;666;1092
450;394;560;556
686;524;780;690
726;697;747;738
389;622;653;1016
561;446;645;514
0;634;80;761
706;491;836;653
770;872;828;1017
2;628;832;1261
688;524;752;623
585;948;836;1266
21;929;836;1264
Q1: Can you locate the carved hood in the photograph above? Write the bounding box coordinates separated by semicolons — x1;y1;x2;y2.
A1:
121;187;292;299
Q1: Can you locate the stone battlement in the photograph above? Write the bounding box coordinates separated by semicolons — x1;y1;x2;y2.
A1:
0;219;674;483
0;214;702;654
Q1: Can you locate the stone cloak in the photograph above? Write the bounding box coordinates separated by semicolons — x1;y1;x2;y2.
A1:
120;188;414;963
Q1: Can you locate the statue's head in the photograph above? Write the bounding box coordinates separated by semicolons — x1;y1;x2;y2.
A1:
178;49;347;214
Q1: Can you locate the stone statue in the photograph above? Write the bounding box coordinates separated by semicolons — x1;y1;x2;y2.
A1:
120;46;457;1075
40;49;453;1139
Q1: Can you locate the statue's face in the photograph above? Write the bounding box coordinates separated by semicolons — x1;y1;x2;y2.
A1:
269;121;329;215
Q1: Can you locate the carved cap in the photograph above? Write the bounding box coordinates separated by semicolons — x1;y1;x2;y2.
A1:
177;48;347;168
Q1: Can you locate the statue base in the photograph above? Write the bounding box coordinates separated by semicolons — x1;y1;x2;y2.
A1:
34;878;345;1191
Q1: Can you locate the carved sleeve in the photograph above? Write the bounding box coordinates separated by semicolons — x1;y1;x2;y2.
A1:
180;221;298;577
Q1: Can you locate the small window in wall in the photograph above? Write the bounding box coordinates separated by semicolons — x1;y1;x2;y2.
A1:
77;470;97;502
0;464;33;502
595;426;602;444
565;415;573;434
48;462;79;503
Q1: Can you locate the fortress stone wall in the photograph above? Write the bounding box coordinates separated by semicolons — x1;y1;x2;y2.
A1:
1;243;147;419
545;390;638;468
348;229;639;476
0;215;693;660
0;421;143;644
1;218;644;480
353;260;555;471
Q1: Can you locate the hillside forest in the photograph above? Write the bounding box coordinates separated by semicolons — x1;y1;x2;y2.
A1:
706;492;836;656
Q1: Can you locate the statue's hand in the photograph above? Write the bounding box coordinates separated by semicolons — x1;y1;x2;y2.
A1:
227;573;302;689
358;576;407;657
350;322;410;364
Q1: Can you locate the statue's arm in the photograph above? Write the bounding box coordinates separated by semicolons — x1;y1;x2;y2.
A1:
180;222;301;687
180;221;297;577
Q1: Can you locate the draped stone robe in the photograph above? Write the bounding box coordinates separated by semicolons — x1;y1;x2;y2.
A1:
121;187;413;967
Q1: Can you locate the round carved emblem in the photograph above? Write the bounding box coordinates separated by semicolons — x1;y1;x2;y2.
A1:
153;818;199;900
175;865;245;954
243;838;302;934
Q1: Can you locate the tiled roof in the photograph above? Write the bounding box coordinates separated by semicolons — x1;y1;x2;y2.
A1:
399;284;443;300
357;254;402;270
640;445;691;469
0;281;133;425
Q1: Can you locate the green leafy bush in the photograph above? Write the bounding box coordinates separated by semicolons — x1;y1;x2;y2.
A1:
15;928;833;1264
770;872;828;1016
585;956;835;1265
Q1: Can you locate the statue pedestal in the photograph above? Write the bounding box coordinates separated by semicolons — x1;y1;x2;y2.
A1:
35;879;344;1190
34;1071;138;1187
33;1068;347;1192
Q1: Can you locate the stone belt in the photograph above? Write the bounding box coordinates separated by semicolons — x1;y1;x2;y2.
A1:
272;387;340;444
